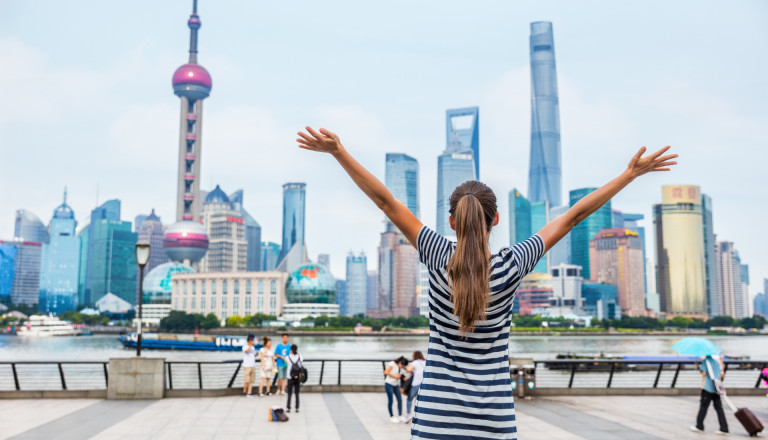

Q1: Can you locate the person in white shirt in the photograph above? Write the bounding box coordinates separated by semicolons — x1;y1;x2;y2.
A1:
384;356;408;423
285;344;304;413
258;336;276;397
241;334;258;397
405;351;426;423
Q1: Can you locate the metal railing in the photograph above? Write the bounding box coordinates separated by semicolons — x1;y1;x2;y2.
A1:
1;359;765;392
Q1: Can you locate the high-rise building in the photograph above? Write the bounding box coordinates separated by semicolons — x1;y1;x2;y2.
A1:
0;240;42;306
317;254;331;270
345;252;367;317
336;279;348;316
581;282;620;320
200;185;248;273
528;21;562;207
385;154;420;218
613;211;648;294
589;228;646;316
366;270;378;312
229;189;262;272
570;188;611;280
508;188;532;245
548;205;570;267
14;210;49;244
754;291;767;318
716;241;744;318
260;242;281;271
740;262;750;318
77;224;90;305
653;185;707;317
548;263;583;316
437;107;479;238
277;182;308;271
83;200;137;305
39;192;80;314
375;223;419;317
135;210;168;301
513;272;553;316
701;194;718;317
530;201;549;273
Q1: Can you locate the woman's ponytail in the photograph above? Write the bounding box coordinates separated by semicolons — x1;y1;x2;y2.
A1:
446;181;496;334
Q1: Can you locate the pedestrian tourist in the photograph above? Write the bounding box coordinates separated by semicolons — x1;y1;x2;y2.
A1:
274;333;291;396
286;344;304;413
241;334;257;397
404;351;426;423
258;336;276;397
296;126;676;439
691;354;729;435
384;356;408;423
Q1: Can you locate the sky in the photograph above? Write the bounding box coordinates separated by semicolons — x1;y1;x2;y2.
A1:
0;1;766;301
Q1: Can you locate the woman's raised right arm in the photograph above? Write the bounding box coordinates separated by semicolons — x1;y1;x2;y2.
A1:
297;127;423;246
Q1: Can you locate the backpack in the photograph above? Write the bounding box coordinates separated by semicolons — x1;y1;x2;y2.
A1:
289;355;308;384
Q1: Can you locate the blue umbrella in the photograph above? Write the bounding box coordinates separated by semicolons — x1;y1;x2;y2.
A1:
671;337;722;357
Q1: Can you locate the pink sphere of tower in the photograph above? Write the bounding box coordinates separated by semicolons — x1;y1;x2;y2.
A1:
172;63;212;101
163;221;209;264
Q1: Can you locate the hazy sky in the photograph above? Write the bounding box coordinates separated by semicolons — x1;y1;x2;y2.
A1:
1;1;766;300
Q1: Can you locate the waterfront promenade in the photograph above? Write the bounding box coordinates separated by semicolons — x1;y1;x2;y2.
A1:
1;394;765;439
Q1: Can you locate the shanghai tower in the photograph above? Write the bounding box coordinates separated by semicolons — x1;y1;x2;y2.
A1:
528;21;562;207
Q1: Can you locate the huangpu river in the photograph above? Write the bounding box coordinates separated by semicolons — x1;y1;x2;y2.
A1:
0;334;765;361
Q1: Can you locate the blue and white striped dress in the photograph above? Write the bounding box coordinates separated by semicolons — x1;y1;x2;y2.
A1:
411;225;545;440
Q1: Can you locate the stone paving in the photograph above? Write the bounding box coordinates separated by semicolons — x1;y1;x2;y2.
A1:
0;394;765;439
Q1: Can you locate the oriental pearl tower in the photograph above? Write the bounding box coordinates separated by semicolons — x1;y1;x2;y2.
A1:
163;0;210;266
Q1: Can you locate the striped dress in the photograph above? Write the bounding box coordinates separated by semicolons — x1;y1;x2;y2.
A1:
411;225;545;440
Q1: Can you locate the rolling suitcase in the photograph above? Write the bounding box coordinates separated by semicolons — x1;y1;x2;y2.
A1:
722;394;764;437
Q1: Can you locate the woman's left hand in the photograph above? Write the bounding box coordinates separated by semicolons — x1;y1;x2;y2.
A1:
297;127;343;156
626;146;678;180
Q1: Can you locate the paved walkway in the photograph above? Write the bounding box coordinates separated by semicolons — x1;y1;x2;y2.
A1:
0;394;765;439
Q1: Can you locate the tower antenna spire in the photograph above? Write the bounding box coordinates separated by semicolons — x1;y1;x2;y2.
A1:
187;0;201;63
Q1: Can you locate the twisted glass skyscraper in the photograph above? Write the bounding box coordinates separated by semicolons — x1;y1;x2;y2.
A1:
528;21;562;207
385;154;419;218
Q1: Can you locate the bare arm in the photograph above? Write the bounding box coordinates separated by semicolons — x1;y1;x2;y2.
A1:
537;146;677;253
297;127;423;246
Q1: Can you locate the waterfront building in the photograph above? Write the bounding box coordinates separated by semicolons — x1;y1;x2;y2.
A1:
653;185;707;317
336;279;348;316
344;252;367;317
172;271;288;321
366;270;378;312
739;262;749;318
513;272;553;316
375;223;419;318
282;303;339;321
77;224;90;305
277;183;308;271
317;254;331;270
285;264;336;304
547;263;583;316
716;241;749;319
14;210;49;244
589;228;646;316
700;194;718;317
200;185;248;273
570;188;612;280
230;190;262;272
437;107;478;238
528;21;562;207
508;188;532;245
135;210;169;302
548;205;570;267
754;292;767;317
581;282;620;320
83;200;137;305
531;201;549;274
613;211;648;295
95;292;133;315
39;193;80;314
0;240;42;306
260;242;280;271
142;262;195;304
385;153;420;218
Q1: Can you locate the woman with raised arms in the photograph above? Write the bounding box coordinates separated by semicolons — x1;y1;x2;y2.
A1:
296;126;676;440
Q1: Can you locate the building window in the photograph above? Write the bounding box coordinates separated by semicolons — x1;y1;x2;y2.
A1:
269;296;276;311
211;280;217;295
233;297;239;314
222;297;227;310
210;296;216;310
183;281;188;296
201;297;206;312
246;280;252;295
201;281;206;296
182;297;187;310
192;281;196;295
257;296;264;311
191;298;196;311
270;280;277;295
258;280;264;295
222;280;228;295
245;297;252;314
234;280;240;295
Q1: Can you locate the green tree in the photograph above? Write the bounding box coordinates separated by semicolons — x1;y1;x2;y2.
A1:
201;313;221;329
226;315;245;328
706;316;735;327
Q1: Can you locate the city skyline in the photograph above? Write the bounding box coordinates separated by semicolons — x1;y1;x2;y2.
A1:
0;1;766;298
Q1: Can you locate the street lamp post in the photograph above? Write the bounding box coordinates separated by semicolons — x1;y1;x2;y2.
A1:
135;242;151;357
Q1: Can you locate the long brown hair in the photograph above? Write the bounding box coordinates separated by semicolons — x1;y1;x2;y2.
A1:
446;180;497;333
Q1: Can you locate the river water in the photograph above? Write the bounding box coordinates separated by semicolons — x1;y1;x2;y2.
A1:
0;334;765;362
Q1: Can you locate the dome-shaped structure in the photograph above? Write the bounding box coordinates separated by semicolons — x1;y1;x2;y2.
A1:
285;263;337;304
142;262;195;304
204;185;231;206
163;220;209;264
53;203;74;220
172;63;212;101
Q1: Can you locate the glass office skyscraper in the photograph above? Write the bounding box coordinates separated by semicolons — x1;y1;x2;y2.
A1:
277;183;308;271
14;210;49;244
0;240;42;306
385;154;419;218
569;188;611;280
39;194;80;314
437;108;479;238
530;201;549;274
345;252;368;317
260;242;281;271
528;21;563;207
701;194;718;317
508;188;532;245
230;189;262;271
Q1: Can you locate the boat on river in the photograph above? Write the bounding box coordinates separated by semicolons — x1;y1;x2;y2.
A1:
119;333;261;351
17;315;89;337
